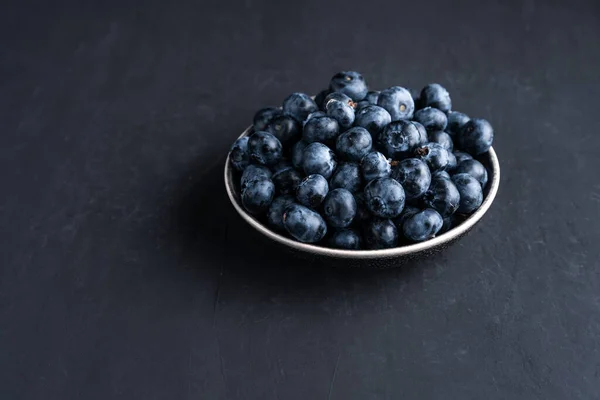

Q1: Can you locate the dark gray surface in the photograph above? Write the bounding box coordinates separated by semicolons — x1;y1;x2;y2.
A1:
2;1;600;399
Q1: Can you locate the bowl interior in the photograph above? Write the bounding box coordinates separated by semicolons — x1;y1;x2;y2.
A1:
224;126;500;260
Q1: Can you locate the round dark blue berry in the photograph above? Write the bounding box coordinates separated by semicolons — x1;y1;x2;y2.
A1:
267;195;296;231
402;209;443;242
422;176;460;217
253;107;282;131
272;164;302;195
379;120;425;160
265;115;300;145
453;151;473;165
229;136;249;171
241;164;272;191
241;178;275;215
282;92;318;122
454;159;488;187
364;177;406;218
329;229;362;250
302;116;340;144
336;127;373;162
432;170;451;181
415;143;451;171
296;174;329;209
414;107;448;132
329;162;362;193
355;105;392;136
452;173;483;214
457;118;494;155
446;111;470;137
420;83;452;113
364;218;398;249
392;205;420;228
325;99;355;129
322;188;357;228
283;204;327;243
291;141;308;169
361;151;391;182
303;111;327;126
391;158;431;200
329;71;368;101
428;130;453;151
365;90;379;105
377;86;415;121
247;131;283;166
302;142;337;179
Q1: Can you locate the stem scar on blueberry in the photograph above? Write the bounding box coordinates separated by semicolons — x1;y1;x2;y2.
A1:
349;100;357;108
399;104;407;112
415;147;429;157
389;160;400;167
345;75;352;81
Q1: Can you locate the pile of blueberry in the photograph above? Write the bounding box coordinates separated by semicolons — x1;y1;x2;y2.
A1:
229;71;494;250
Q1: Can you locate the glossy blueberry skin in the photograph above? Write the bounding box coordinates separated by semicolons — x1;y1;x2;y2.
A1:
420;83;452;113
379;120;425;160
415;143;451;171
329;162;362;193
402;209;444;242
364;218;399;249
364;177;406;218
265;115;301;145
329;229;362;250
303;111;327;126
282;92;318;122
283;204;327;243
253;107;282;131
302;116;340;144
336;127;373;162
241;164;272;191
428;130;454;151
325;99;355;129
393;205;420;228
422;176;460;217
302;142;337;179
355;105;392;136
454;159;488;187
391;158;431;200
291;141;308;169
457;118;494;155
296;174;329;209
365;90;379;105
353;192;371;222
446;111;470;137
247;131;283;166
452;173;484;214
314;89;330;110
361;151;391;182
329;71;368;101
323;188;357;228
267;195;296;231
413;107;448;132
324;91;355;105
272;165;302;195
229;137;249;171
241;178;275;215
432;170;451;181
377;86;415;121
453;150;473;165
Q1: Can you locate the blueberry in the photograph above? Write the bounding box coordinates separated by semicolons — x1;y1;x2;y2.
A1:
420;83;452;113
229;137;249;171
355;105;392;136
329;71;368;101
422;175;460;217
364;218;399;249
303;111;327;126
446;111;470;137
365;90;379;104
379;120;425;160
413;107;448;132
253;107;282;131
415;143;451;171
282;92;318;122
267;195;296;231
330;162;362;193
453;150;473;165
392;205;420;228
314;89;330;110
291;141;308;169
377;86;415;121
324;91;355;106
454;159;488;187
402;209;443;242
361;151;391;182
457;118;494;155
283;204;327;243
364;177;406;218
432;170;451;181
353;192;371;222
329;229;362;250
452;173;483;214
296;174;329;209
323;188;357;228
336;127;373;162
241;164;272;191
241;178;275;214
302;142;337;179
428;130;453;151
325;98;355;129
247;131;283;166
272;164;302;195
391;158;431;200
302;115;340;144
265;115;301;145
